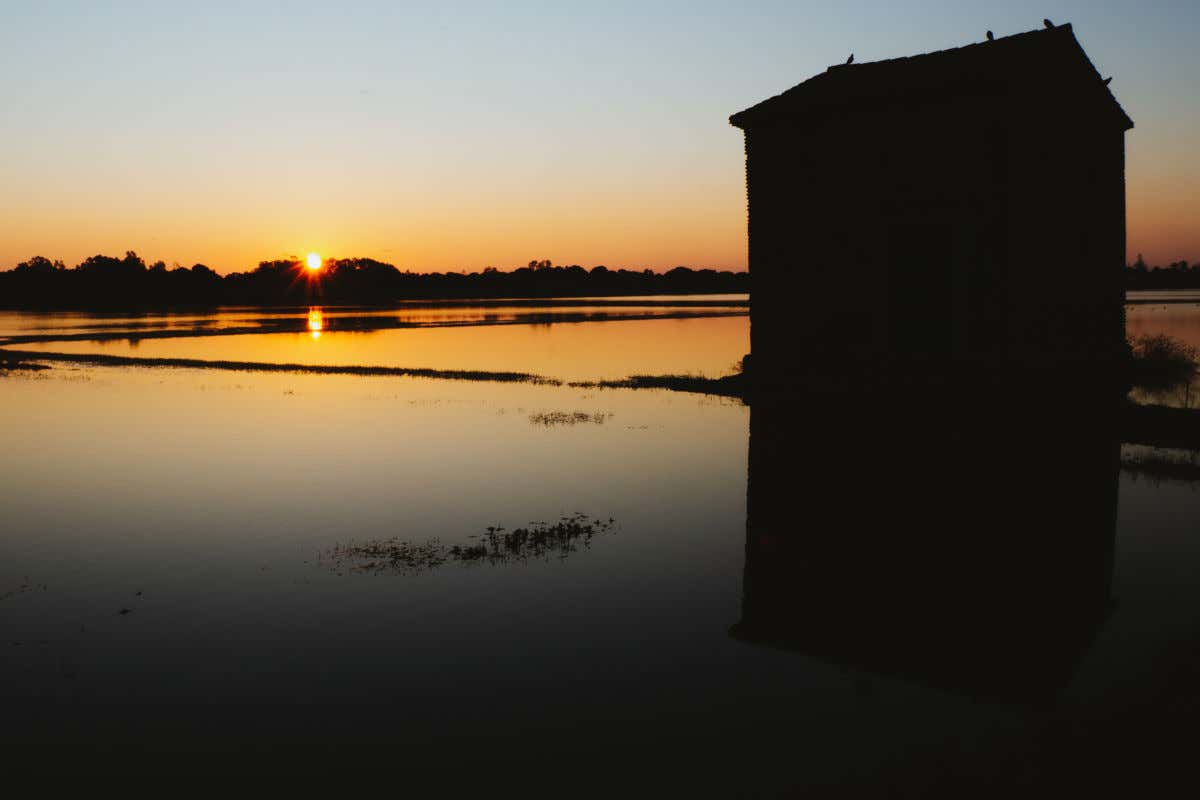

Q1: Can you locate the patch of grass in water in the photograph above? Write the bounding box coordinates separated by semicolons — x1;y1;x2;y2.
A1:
0;357;49;374
0;347;559;385
1129;334;1199;391
324;513;617;575
569;372;745;400
528;410;612;426
569;353;749;400
1;577;48;602
1121;444;1200;484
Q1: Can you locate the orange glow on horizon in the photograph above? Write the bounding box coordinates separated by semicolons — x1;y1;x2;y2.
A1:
2;183;1194;271
0;190;756;276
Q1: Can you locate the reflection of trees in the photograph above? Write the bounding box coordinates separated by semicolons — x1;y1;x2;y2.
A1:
1127;257;1200;289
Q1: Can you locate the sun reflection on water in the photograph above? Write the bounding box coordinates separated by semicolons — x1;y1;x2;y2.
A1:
307;308;323;339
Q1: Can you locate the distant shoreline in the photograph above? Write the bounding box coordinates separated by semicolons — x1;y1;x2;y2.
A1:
5;290;1200;312
1;283;1195;313
1125;290;1200;305
0;254;751;310
0;291;750;313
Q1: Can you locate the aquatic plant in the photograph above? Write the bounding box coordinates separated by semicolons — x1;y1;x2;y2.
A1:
0;577;48;602
1121;444;1200;484
528;411;612;426
1128;334;1199;391
0;347;560;385
0;357;48;374
324;514;617;575
326;538;449;574
570;371;746;401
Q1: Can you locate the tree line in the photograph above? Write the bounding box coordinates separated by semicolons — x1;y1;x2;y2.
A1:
1126;255;1200;291
0;253;749;309
4;250;1196;308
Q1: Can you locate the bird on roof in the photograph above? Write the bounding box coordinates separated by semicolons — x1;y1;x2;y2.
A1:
986;30;994;42
1044;18;1055;29
846;53;854;65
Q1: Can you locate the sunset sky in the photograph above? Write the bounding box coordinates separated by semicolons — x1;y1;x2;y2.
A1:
1;1;1196;274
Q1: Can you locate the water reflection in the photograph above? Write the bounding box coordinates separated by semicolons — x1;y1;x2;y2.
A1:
1127;298;1200;350
734;384;1121;703
7;313;749;382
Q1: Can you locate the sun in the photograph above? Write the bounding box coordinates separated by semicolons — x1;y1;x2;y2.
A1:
305;252;322;271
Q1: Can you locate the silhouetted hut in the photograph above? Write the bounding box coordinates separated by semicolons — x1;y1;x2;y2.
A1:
730;24;1133;383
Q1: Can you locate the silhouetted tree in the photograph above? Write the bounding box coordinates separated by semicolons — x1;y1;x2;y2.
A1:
0;252;751;308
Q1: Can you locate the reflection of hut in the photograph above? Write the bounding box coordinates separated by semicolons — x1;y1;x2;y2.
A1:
730;25;1133;384
729;383;1123;705
732;386;1120;702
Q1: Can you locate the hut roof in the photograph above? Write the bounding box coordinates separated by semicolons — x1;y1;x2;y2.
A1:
729;24;1133;131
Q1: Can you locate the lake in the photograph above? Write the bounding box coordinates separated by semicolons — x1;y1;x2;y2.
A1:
1127;291;1200;407
2;294;1200;788
2;300;749;382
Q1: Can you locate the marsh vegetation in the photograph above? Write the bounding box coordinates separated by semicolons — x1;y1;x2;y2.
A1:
323;514;618;575
1121;444;1200;483
0;348;558;384
0;357;48;373
528;410;613;426
1128;333;1199;391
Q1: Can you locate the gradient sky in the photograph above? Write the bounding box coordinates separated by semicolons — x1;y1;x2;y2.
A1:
1;1;1196;273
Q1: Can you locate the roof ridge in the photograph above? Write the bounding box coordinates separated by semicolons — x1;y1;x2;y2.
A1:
729;23;1132;131
825;23;1072;74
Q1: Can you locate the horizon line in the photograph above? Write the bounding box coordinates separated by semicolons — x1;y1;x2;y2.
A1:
2;252;751;277
6;250;1200;277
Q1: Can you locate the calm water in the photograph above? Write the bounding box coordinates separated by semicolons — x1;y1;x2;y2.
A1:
2;295;1199;787
1127;292;1200;350
1127;293;1200;407
3;301;749;381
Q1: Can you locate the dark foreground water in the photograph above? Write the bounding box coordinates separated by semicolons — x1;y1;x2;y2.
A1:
2;299;1199;791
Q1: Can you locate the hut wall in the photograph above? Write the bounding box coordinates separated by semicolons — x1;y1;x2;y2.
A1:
1006;90;1129;365
745;93;1013;381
